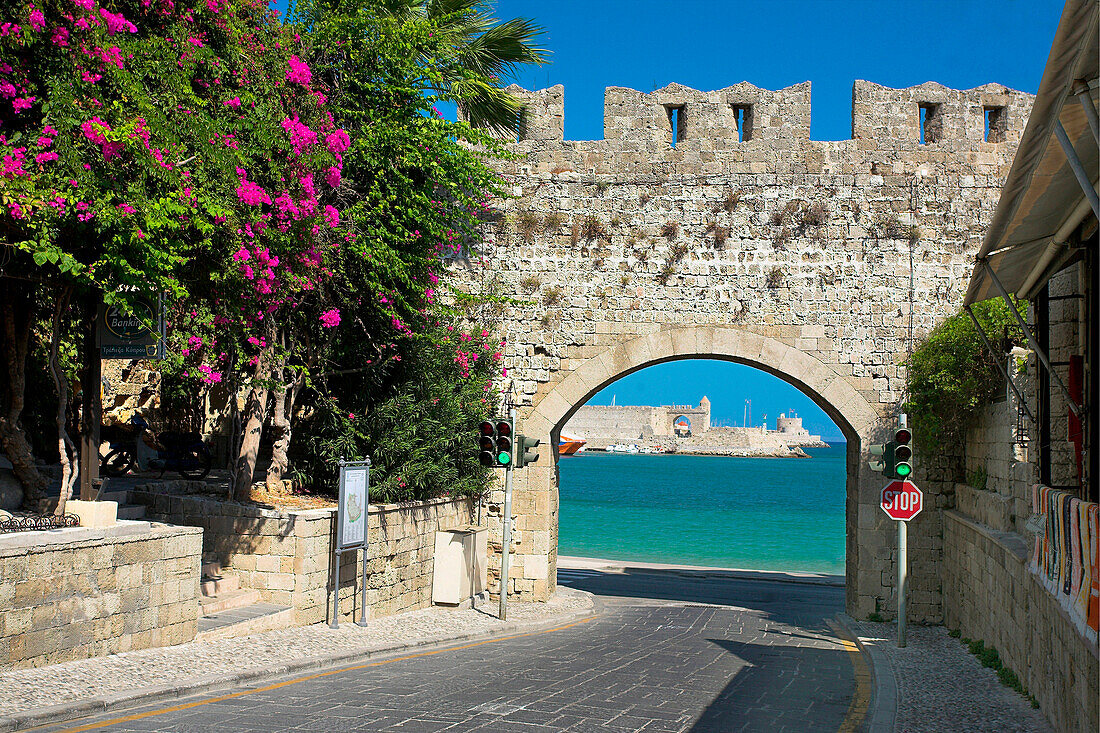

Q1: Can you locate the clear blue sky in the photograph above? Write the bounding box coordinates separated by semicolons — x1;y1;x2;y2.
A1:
489;0;1063;141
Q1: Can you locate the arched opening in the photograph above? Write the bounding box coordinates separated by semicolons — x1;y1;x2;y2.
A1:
555;359;846;575
513;326;882;615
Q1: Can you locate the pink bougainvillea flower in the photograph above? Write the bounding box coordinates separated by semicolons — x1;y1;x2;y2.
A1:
99;8;137;34
28;7;45;30
324;165;341;188
285;55;311;86
325;128;350;154
281;115;317;156
11;97;35;113
51;26;69;46
222;97;241;108
323;205;339;228
319;309;340;328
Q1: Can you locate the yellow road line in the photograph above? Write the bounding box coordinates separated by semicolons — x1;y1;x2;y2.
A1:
829;620;871;733
47;616;598;733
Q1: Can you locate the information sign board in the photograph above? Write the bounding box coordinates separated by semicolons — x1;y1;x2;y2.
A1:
337;460;370;550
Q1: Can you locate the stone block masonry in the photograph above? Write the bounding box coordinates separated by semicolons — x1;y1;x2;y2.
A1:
452;79;1034;622
943;509;1098;733
0;522;202;670
131;488;474;625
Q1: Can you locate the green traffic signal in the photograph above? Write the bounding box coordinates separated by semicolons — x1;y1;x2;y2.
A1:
895;462;912;478
477;418;514;468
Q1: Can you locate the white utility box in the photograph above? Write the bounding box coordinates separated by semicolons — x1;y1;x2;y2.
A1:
65;500;118;528
431;525;487;606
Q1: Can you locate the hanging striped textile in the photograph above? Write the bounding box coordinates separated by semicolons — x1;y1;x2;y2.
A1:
1030;485;1099;644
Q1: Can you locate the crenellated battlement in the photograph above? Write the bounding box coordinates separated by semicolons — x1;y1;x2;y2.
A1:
489;80;1032;152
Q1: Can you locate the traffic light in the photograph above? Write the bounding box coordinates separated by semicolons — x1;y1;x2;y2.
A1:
515;435;541;468
868;419;914;479
893;425;913;479
478;419;514;468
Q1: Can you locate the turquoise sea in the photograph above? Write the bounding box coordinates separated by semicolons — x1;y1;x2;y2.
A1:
557;446;847;575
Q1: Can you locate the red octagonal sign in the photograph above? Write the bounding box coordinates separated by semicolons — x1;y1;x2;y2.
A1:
881;480;923;521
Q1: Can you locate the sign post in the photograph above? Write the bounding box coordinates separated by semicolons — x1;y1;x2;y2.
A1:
881;478;923;647
330;458;370;629
499;406;516;621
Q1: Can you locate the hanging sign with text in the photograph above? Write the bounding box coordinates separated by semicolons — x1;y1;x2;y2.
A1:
97;294;165;359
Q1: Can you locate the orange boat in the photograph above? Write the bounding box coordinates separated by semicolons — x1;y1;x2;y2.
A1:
558;433;587;455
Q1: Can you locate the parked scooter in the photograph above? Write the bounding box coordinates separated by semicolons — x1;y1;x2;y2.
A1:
100;415;211;479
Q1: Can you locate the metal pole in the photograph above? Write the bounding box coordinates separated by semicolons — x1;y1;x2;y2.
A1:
329;548;340;629
897;411;908;648
1054;121;1100;220
498;406;516;621
1074;82;1099;144
898;519;907;648
357;547;368;627
964;305;1036;425
983;261;1082;417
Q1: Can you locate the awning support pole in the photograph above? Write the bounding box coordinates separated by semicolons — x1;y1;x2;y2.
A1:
1074;82;1099;145
983;261;1083;418
1054;121;1100;220
965;305;1037;426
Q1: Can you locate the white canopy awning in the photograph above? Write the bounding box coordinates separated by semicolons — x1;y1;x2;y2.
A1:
964;0;1099;306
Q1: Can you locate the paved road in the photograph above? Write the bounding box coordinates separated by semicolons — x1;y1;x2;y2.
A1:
41;569;862;733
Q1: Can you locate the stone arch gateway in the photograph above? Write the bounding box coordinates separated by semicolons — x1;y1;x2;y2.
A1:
452;79;1036;621
515;328;876;614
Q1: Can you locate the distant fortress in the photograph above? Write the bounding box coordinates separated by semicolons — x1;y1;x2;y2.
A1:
562;397;827;457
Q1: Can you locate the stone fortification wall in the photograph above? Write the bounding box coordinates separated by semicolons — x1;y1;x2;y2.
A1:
676;427;801;457
454;78;1033;621
563;405;658;442
0;522;202;670
131;487;474;624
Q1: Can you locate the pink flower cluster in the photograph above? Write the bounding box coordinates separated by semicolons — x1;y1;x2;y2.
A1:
285;55;311;86
81;117;124;160
319;309;340;328
235;168;271;206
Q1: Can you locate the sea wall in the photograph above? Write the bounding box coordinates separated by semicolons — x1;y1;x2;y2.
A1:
131;488;474;624
0;522;202;670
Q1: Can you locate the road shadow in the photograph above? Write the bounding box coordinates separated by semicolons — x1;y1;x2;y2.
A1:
689;639;855;732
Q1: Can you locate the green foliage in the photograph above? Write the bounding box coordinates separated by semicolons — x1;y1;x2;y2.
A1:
958;636;1038;707
966;466;988;490
289;320;499;503
903;299;1022;452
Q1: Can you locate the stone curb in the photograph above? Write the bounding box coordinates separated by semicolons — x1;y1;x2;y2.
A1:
836;613;897;733
0;593;597;733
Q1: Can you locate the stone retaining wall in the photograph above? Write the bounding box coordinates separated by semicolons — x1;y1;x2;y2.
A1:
131;490;475;624
943;509;1098;733
0;522;202;670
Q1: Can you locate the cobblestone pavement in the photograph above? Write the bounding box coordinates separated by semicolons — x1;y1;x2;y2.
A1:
847;620;1053;733
0;588;592;723
28;569;857;733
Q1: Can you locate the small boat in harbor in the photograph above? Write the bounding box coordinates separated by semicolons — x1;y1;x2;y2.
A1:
606;443;640;454
558;433;588;455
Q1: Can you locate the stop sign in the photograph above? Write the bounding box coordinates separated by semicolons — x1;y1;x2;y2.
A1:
880;480;923;521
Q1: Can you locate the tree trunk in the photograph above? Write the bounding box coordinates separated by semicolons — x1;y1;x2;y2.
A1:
232;336;274;501
265;364;304;494
0;279;48;506
50;288;79;516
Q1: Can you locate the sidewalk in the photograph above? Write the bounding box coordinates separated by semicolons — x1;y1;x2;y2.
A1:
841;617;1053;733
0;586;594;733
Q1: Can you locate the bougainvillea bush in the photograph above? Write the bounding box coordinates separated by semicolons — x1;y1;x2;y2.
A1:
2;0;542;508
0;0;348;506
